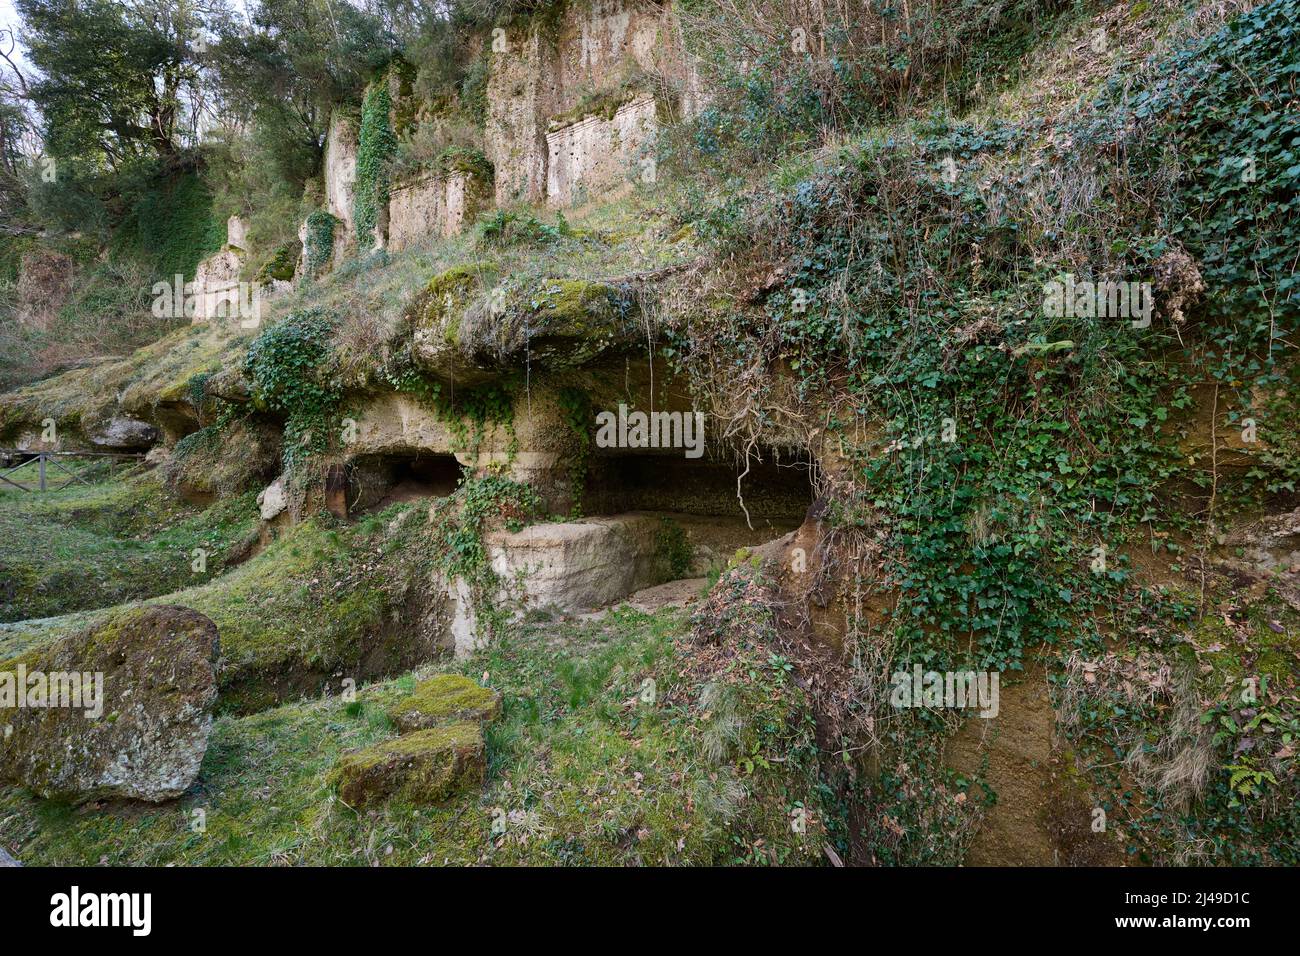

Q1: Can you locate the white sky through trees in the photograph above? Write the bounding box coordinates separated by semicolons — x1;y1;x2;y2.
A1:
0;0;30;72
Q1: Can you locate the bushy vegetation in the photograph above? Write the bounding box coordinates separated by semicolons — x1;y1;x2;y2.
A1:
659;0;1300;863
354;83;397;245
0;602;826;865
243;307;343;480
1;0;1296;870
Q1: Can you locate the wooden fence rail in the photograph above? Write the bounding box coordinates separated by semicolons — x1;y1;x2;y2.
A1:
0;449;147;492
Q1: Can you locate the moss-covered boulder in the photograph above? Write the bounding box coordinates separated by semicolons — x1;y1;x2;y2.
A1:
388;674;500;733
410;268;636;384
0;605;219;803
331;722;486;808
255;240;301;284
519;278;633;367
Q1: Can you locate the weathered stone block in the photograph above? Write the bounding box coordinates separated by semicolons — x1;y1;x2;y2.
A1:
0;605;220;803
331;723;486;808
487;513;666;614
546;93;657;207
388;170;489;249
388;674;501;733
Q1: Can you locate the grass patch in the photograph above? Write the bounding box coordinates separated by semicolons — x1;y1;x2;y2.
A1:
0;607;827;866
0;470;258;623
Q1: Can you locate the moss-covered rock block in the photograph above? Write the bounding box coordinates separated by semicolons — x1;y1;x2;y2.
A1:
331;722;486;808
388;674;500;733
522;279;630;360
0;605;220;803
255;240;301;283
410;269;636;384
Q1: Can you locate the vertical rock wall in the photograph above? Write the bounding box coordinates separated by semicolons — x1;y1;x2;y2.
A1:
545;93;657;207
309;2;703;255
486;0;694;207
387;170;490;249
324;112;359;236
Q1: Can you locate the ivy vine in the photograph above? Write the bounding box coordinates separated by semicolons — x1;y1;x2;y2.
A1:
354;82;396;246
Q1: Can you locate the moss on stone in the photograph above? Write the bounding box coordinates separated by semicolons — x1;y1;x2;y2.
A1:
508;279;630;368
547;77;653;132
434;145;494;181
0;605;219;803
533;279;618;330
330;722;486;808
414;265;489;340
388;673;500;732
255;241;301;283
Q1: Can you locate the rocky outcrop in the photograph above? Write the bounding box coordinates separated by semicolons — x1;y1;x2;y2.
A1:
387;673;501;733
331;722;487;808
257;477;288;520
190;216;260;325
347;393;460;457
388;169;490;249
189;248;244;321
488;513;667;613
86;415;158;451
437;514;675;657
0;605;220;803
409;270;638;384
486;0;695;206
303;1;700;239
227;214;249;251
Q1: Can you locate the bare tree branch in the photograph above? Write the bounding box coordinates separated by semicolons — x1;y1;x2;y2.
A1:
0;28;30;96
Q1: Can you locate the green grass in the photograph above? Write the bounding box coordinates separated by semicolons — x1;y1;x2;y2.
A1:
0;469;258;623
0;513;418;714
0;607;827;866
2;477;545;714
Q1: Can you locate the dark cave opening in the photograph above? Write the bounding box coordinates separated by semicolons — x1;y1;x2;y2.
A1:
582;447;816;527
347;452;464;514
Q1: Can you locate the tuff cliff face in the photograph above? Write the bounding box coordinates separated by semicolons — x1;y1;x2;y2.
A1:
324;113;360;236
297;0;693;259
387;170;490;248
1;0;1298;871
485;0;696;206
545;93;658;206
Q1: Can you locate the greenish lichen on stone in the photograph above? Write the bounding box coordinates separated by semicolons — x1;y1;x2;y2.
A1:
530;279;619;331
414;265;486;344
330;722;486;808
388;673;500;732
408;267;635;384
0;605;219;803
255;240;301;283
506;278;632;369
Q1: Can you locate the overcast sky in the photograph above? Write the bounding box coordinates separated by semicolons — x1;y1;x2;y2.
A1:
1;0;31;73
